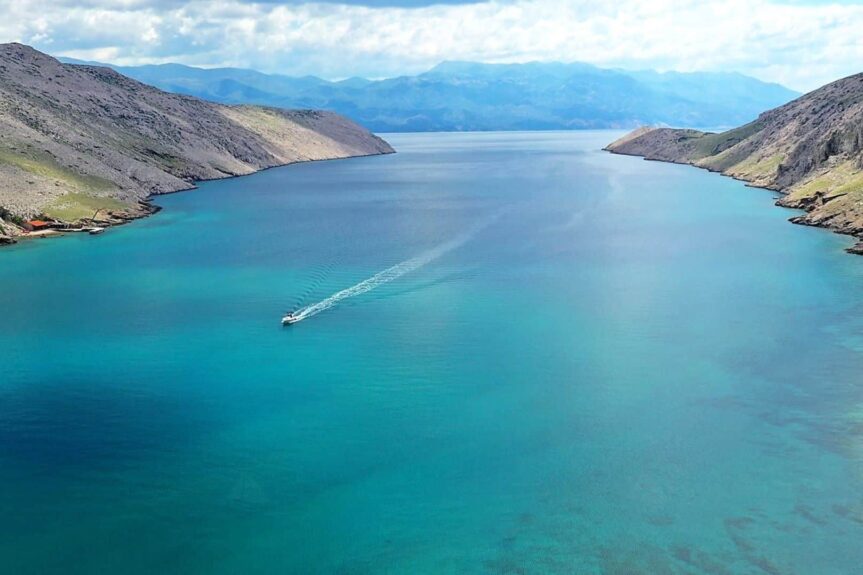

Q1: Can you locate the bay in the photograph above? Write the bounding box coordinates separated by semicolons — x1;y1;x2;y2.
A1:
2;131;862;574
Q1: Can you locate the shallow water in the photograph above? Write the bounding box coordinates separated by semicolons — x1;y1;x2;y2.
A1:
2;131;863;574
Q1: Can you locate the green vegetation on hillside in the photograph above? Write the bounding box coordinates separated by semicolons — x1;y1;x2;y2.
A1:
690;121;764;160
0;147;117;193
43;192;130;222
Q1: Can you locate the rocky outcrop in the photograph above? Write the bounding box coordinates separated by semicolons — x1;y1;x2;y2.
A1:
0;43;393;233
606;73;863;255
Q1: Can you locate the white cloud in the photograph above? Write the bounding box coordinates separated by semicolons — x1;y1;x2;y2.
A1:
1;0;861;91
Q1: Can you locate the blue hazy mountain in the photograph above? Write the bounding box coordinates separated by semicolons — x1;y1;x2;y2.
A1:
60;58;799;132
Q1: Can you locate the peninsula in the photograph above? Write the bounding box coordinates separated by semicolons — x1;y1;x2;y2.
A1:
606;73;863;254
0;43;393;245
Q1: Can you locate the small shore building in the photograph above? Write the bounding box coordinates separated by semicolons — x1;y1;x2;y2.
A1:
24;220;52;231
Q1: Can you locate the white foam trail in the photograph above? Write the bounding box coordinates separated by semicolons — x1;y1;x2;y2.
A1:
290;217;493;323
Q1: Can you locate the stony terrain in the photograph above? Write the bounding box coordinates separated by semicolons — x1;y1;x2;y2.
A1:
606;73;863;254
0;43;393;244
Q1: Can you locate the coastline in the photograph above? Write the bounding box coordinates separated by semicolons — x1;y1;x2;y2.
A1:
0;45;397;249
0;149;395;248
604;146;863;255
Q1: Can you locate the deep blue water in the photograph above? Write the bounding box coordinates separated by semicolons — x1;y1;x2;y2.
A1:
2;131;863;574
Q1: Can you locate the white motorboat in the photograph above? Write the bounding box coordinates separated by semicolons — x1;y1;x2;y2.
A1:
282;312;302;326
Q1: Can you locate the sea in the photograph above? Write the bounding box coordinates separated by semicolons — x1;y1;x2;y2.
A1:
1;131;862;574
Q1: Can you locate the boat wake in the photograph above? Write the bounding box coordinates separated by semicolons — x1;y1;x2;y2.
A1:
285;215;496;324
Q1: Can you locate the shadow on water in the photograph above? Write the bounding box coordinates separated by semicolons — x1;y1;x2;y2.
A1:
0;379;214;471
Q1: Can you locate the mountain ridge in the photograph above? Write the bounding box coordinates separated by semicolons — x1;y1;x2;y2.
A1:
58;57;799;133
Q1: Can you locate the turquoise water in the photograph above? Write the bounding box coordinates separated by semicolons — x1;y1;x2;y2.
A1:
2;131;863;574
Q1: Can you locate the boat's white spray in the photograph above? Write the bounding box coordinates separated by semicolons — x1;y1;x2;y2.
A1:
287;214;498;324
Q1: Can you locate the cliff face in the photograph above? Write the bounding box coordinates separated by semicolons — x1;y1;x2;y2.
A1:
606;73;863;254
0;43;393;240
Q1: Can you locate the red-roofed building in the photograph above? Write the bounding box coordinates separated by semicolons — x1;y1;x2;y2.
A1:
24;220;52;231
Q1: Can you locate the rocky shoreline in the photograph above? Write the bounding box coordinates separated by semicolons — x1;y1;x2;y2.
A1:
0;151;392;247
606;144;863;256
0;201;157;245
778;194;863;255
605;73;863;257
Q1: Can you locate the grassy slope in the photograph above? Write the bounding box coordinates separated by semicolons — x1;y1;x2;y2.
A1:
43;193;128;222
0;147;117;193
0;146;133;225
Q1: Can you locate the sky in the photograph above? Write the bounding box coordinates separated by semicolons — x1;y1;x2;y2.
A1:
2;0;862;91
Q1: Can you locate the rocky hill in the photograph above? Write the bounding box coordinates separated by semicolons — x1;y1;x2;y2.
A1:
606;73;863;254
0;43;393;243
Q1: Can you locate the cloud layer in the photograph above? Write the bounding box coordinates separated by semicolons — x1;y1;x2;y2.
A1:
3;0;862;91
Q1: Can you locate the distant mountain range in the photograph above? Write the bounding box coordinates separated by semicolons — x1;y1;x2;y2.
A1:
607;73;863;255
59;58;799;132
